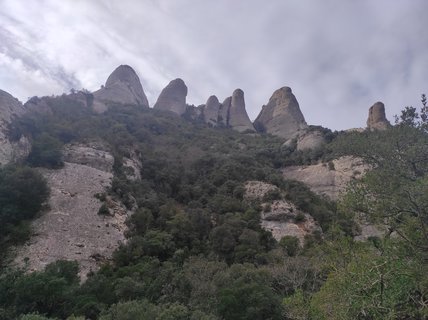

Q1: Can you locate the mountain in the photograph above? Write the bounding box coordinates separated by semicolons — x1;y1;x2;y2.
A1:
0;64;426;320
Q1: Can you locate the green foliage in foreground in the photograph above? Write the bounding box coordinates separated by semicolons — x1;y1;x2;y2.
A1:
0;165;49;262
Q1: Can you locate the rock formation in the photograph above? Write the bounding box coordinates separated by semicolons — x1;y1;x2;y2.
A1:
0;89;31;165
295;130;327;151
13;142;133;280
153;78;188;115
218;97;231;126
254;87;308;140
367;101;390;130
201;90;254;132
92;65;149;112
204;95;221;125
244;181;320;244
227;89;255;132
282;156;369;200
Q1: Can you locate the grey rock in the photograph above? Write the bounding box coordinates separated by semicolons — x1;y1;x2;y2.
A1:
0;89;29;165
296;130;327;151
254;87;308;139
153;78;187;115
228;89;255;132
218;96;231;126
93;65;149;110
204;95;221;125
367;101;390;130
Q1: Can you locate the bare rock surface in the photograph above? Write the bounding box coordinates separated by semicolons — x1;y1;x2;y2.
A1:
282;156;368;200
13;145;129;280
0;89;30;165
367;101;390;131
218;97;231;126
244;181;320;244
153;78;188;115
228;89;255;132
254;87;308;139
93;65;149;110
295;130;327;151
204;95;221;125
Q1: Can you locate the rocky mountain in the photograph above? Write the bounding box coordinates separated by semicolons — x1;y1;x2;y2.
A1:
367;101;390;130
153;78;188;115
92;65;149;112
0;90;31;165
254;86;308;140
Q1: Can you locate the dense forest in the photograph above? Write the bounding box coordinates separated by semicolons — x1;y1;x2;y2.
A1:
0;94;427;319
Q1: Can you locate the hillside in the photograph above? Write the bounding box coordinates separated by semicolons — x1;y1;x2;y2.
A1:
0;66;426;319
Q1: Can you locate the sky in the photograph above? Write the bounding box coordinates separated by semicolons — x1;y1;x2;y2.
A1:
0;0;427;130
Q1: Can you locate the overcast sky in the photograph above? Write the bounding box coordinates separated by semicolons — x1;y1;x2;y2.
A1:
0;0;427;130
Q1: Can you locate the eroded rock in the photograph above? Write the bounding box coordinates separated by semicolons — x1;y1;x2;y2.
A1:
93;65;149;111
153;78;188;115
254;87;308;139
367;101;390;131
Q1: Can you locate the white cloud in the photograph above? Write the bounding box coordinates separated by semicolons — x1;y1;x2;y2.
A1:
0;0;427;130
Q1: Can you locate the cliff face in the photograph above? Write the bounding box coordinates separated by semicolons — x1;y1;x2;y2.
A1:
0;90;31;165
12;142;138;280
244;181;320;245
254;87;308;140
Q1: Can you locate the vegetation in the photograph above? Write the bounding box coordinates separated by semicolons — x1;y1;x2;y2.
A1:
0;94;426;319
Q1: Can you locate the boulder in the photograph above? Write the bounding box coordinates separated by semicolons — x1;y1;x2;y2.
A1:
367;101;390;130
92;65;149;110
153;78;187;115
228;89;255;132
254;87;308;139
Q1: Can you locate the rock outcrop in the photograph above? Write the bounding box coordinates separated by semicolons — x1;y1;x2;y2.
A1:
295;130;327;151
204;95;221;125
367;101;390;130
153;78;188;115
254;87;308;140
244;181;320;244
227;89;255;132
282;156;369;200
92;65;149;112
13;142;131;280
0;89;30;165
201;90;254;132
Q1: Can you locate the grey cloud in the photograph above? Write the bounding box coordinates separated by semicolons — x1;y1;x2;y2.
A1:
0;0;427;130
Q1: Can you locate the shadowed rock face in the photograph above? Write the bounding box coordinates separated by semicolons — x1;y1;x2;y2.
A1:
153;78;188;115
254;87;307;139
367;101;390;130
228;89;254;132
93;65;149;111
0;89;30;165
218;96;232;126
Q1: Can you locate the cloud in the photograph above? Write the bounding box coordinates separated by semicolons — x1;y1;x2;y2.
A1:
0;0;427;130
